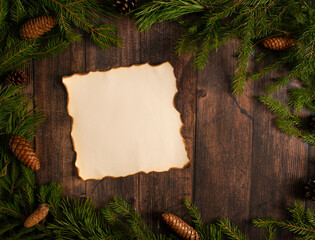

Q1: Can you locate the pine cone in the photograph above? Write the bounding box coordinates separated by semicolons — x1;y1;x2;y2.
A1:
24;203;49;228
6;70;27;85
162;213;200;240
113;0;137;14
9;135;40;171
262;37;295;51
305;178;315;202
310;116;315;133
20;15;57;41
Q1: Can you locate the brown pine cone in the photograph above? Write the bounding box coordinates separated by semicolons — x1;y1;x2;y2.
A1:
310;116;315;133
162;213;200;240
24;203;49;228
113;0;137;14
6;70;27;85
20;15;57;41
305;178;315;202
262;37;295;51
9;134;40;171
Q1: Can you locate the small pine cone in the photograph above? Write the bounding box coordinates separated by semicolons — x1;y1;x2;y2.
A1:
310;116;315;133
162;213;200;240
9;135;40;171
24;203;49;228
20;15;57;41
6;70;27;85
262;37;295;51
305;178;315;202
113;0;137;14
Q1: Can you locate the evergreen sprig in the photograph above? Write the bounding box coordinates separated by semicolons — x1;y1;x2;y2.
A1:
134;0;314;144
134;0;314;95
0;85;58;239
0;0;120;77
259;94;315;145
253;202;315;239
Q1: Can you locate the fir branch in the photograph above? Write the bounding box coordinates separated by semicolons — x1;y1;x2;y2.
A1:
217;217;248;240
184;199;224;240
20;165;36;187
264;226;277;240
0;200;22;218
0;0;120;78
135;0;314;100
232;14;254;95
49;0;120;49
275;118;303;138
288;87;315;114
259;95;295;119
49;198;115;240
0;219;22;235
135;0;207;31
0;0;9;41
254;202;315;239
300;133;315;146
0;40;37;75
306;208;315;227
184;198;203;231
254;219;315;238
0;85;44;140
29;37;73;59
22;182;35;211
109;196;152;239
265;74;293;94
259;93;315;145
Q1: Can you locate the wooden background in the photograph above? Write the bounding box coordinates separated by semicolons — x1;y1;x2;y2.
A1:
25;15;315;239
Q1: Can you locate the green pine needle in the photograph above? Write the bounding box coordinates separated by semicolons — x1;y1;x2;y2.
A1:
217;217;248;240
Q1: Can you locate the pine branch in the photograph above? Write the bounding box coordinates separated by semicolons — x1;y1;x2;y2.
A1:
38;182;62;219
259;95;294;119
184;198;203;231
135;0;314;100
0;0;120;78
0;200;22;218
0;219;22;235
300;133;315;146
135;0;207;31
48;198;113;240
49;0;120;49
217;217;248;240
0;0;9;42
264;226;277;240
306;209;315;227
0;39;37;76
254;202;315;239
288;87;315;114
109;196;152;239
232;14;254;95
275;118;303;138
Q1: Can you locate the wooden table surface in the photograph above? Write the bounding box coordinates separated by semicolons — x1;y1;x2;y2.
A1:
26;16;315;239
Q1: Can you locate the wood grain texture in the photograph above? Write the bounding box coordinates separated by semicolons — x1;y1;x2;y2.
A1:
30;15;314;239
136;21;195;233
248;76;309;238
195;40;254;232
34;32;86;197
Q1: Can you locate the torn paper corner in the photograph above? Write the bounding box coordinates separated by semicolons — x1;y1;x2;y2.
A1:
63;62;190;180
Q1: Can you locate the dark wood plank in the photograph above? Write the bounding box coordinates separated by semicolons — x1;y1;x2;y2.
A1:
34;37;86;197
248;70;309;238
194;40;254;231
137;21;196;232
